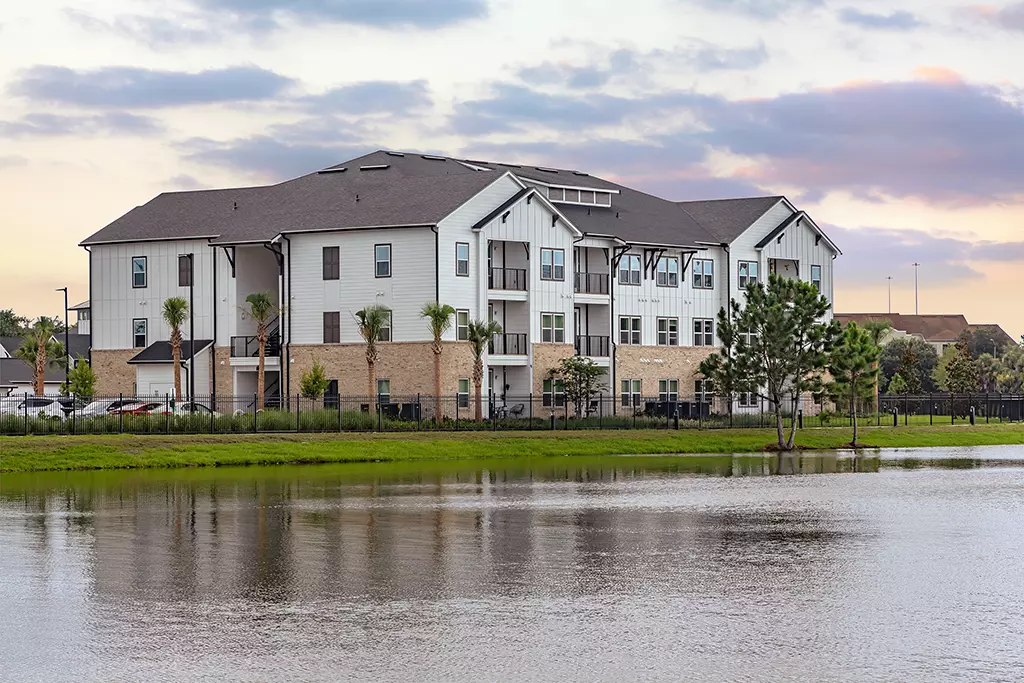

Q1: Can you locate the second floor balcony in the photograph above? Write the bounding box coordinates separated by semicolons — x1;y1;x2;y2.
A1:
575;335;610;358
489;333;528;356
574;272;610;295
489;267;528;291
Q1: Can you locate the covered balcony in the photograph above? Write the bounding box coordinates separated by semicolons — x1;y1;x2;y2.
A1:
575;335;610;358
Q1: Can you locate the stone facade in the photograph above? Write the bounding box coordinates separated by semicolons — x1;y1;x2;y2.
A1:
287;342;476;398
91;349;138;395
613;345;716;398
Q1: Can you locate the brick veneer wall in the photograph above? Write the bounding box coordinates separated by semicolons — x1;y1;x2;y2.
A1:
613;345;716;397
91;349;138;395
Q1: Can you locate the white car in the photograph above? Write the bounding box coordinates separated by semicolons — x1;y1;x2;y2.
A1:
1;397;65;420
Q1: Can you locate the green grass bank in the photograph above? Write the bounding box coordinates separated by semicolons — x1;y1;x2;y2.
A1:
1;423;1022;473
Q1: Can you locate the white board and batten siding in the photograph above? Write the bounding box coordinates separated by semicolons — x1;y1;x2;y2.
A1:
91;240;215;351
474;192;578;345
436;173;524;328
287;227;437;345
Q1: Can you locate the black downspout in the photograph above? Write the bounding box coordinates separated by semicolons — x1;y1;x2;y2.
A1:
609;248;616;416
211;245;217;408
188;252;195;401
282;235;292;406
723;243;731;419
84;246;92;365
431;226;440;303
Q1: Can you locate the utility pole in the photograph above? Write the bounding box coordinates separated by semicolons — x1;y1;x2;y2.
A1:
887;276;893;314
912;263;921;315
56;287;68;372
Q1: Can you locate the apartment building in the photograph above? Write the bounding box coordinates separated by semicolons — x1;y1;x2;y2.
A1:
80;150;840;409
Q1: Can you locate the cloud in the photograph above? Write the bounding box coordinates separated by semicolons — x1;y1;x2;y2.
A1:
0;112;163;138
191;0;487;30
838;8;924;30
0;155;28;169
830;225;1024;286
65;10;220;48
299;80;432;115
9;65;295;109
179;119;374;180
517;43;767;90
688;0;824;19
166;174;208;190
964;2;1024;32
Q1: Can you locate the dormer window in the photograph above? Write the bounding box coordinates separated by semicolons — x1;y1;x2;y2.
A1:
547;186;613;207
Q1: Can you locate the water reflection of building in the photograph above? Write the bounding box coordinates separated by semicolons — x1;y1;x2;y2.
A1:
2;456;872;605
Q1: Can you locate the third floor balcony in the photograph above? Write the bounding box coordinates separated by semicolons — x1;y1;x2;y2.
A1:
489;333;528;356
574;271;610;296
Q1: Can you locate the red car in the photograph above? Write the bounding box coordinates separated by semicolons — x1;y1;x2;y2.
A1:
109;402;163;415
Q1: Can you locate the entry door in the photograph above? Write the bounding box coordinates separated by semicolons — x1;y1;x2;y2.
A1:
574;307;582;337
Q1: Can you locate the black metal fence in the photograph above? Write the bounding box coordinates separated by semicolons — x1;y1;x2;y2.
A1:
1;393;1021;436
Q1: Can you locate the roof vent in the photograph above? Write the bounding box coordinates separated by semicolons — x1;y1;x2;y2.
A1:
233;202;238;211
360;164;390;171
384;151;405;157
421;155;446;161
573;171;589;177
498;163;522;168
536;167;559;173
317;166;347;174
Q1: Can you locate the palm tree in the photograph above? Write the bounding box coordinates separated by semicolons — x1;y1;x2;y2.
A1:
245;292;276;409
355;304;392;407
15;318;64;396
421;302;456;422
162;297;189;399
466;319;503;422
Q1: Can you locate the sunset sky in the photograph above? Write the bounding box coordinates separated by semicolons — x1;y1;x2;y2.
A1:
2;0;1022;338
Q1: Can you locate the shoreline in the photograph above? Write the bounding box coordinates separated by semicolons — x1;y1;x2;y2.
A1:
2;424;1023;473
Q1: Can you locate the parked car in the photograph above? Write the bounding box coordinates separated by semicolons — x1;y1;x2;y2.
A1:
0;397;65;420
109;402;164;416
149;401;221;417
80;399;147;417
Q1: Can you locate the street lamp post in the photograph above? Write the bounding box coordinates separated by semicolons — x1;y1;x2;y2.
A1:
912;263;921;315
887;276;893;315
55;287;68;371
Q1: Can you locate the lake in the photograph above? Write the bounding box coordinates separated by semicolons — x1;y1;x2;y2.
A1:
2;447;1023;682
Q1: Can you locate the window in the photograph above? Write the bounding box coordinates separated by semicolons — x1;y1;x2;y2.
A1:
579;190;595;204
456;243;470;277
563;189;580;203
619;317;641;345
659;380;679;402
377;379;391;403
547;186;613;207
178;255;192;287
619;254;641;285
541;248;565;281
693;259;714;289
457;379;470;408
543;378;565;407
323;247;340;280
657;318;679;346
132;256;147;289
323;312;340;344
375;244;391;278
694;319;714;346
738;261;758;288
739;391;757;407
656;257;679;287
738;330;759;349
695;379;714;404
132;318;147;348
548;187;564;202
620;379;641;408
456;310;470;341
379;311;392;342
79;310;90;321
541;313;565;343
811;265;822;292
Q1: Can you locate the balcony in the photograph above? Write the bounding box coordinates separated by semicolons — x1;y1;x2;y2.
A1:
575;335;611;358
574;272;609;295
489;333;528;356
489;267;528;291
231;330;281;358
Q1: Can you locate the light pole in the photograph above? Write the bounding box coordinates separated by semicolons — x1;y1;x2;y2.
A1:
55;287;68;372
887;276;893;314
912;263;921;315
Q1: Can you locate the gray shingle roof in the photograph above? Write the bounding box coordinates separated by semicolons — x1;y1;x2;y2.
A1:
0;358;66;387
677;197;785;243
0;337;24;355
64;333;91;360
127;340;214;364
80;150;798;251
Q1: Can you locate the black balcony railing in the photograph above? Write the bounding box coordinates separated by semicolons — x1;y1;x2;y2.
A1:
231;329;281;358
575;335;611;357
574;272;610;295
489;333;528;356
489;267;528;291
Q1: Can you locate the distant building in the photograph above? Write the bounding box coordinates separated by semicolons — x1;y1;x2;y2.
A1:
834;313;1015;355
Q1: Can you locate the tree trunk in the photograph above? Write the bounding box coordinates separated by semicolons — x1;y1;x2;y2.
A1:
171;329;182;400
473;357;484;422
256;328;266;410
367;342;377;411
773;392;787;450
34;337;46;397
786;394;798;449
433;341;443;422
851;385;859;448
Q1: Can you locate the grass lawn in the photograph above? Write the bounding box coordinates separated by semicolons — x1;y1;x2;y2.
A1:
1;423;1022;473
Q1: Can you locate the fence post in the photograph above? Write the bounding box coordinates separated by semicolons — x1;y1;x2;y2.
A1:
253;394;258;434
417;393;422;432
210;397;215;434
377;399;382;433
929;394;933;425
119;393;124;434
165;393;170;434
904;393;908;426
23;398;28;436
564;398;569;431
952;393;956;425
455;393;459;431
599;393;604;430
71;393;76;436
798;409;803;430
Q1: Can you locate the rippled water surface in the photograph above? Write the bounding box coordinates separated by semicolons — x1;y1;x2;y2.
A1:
2;446;1024;682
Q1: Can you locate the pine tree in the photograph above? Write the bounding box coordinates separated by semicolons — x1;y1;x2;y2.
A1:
897;344;922;394
945;336;980;394
827;322;881;448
